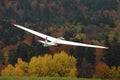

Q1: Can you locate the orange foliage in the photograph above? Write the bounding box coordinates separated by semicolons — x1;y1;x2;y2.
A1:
83;39;91;44
4;0;10;8
2;45;17;64
48;1;56;7
10;19;16;24
115;20;120;30
59;45;73;54
39;3;45;11
95;49;104;62
96;49;103;54
48;24;56;33
58;7;64;15
22;23;33;45
80;4;87;13
24;22;30;27
23;32;33;45
51;28;64;38
49;46;59;54
95;62;110;78
18;9;24;15
12;1;18;12
0;41;3;49
0;64;6;75
0;25;2;30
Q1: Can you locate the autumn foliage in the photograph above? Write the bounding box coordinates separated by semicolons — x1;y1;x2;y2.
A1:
1;0;120;78
109;66;120;79
95;62;110;78
1;58;28;76
1;51;77;77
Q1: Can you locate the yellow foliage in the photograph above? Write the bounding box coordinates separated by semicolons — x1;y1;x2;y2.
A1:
15;58;28;74
53;51;77;77
1;58;28;76
13;66;25;76
100;40;105;45
75;33;86;39
1;64;14;76
69;68;77;77
108;31;115;43
108;66;120;79
29;53;55;76
28;51;77;77
92;40;100;45
1;51;77;77
28;56;40;76
116;32;120;43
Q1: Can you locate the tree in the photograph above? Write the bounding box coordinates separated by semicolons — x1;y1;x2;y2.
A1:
109;66;119;79
78;58;94;78
8;43;35;65
28;54;53;76
53;51;77;77
0;51;5;64
1;64;14;76
28;51;77;77
14;58;28;76
2;51;77;77
95;62;110;78
16;43;34;62
105;44;120;67
1;58;28;76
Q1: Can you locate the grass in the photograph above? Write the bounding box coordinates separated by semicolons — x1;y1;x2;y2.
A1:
0;76;102;80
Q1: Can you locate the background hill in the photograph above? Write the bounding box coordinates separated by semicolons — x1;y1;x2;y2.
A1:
0;0;120;78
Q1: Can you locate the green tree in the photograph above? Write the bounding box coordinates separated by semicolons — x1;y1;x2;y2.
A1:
0;51;5;64
105;44;120;67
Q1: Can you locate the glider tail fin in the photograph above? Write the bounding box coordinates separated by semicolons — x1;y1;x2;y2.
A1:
37;38;56;47
44;37;49;47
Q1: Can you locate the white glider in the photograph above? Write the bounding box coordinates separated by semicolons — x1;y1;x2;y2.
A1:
13;24;108;49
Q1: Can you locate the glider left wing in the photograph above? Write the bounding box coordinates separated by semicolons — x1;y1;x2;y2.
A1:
14;24;56;41
13;24;108;49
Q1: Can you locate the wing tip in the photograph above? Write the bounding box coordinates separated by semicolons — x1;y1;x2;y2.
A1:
13;24;17;27
105;47;109;49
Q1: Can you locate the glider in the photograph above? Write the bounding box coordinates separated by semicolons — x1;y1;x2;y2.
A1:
13;24;108;49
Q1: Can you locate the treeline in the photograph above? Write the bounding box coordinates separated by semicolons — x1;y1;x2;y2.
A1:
1;51;77;77
1;51;120;79
0;0;118;26
0;22;120;78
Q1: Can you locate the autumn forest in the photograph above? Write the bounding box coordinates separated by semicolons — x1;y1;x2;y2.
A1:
0;0;120;79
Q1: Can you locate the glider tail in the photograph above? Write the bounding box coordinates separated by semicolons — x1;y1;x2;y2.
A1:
44;37;49;47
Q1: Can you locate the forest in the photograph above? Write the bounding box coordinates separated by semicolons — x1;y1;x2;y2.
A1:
0;0;120;79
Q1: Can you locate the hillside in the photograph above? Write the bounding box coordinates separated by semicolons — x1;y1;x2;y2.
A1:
0;0;120;78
